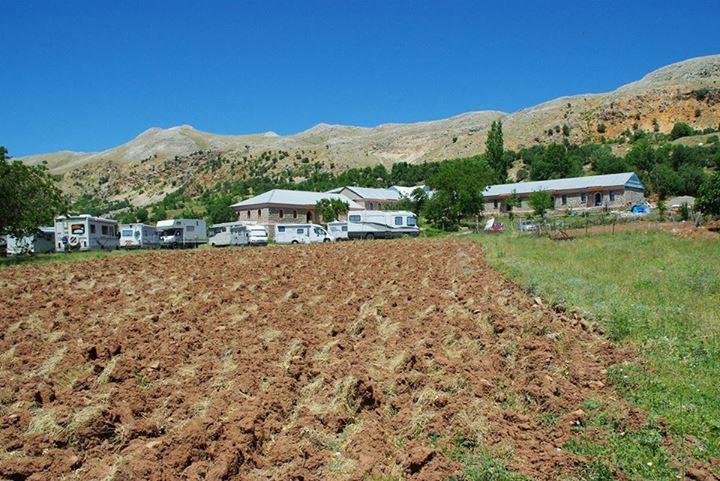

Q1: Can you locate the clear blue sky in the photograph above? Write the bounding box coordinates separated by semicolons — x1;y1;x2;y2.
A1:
2;0;719;156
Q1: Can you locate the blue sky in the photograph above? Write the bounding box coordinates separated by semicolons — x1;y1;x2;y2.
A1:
2;1;719;156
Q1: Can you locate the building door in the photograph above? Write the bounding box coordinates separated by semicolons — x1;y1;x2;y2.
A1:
594;192;603;207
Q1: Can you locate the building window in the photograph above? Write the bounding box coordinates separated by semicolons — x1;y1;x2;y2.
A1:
581;193;587;203
493;200;499;209
610;191;616;201
279;209;284;219
561;194;567;205
247;210;251;218
257;209;261;217
293;210;298;219
368;202;374;210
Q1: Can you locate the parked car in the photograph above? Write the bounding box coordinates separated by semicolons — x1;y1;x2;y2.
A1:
346;210;419;240
156;219;207;248
55;215;119;252
208;222;249;247
327;221;349;241
275;224;333;244
519;220;537;232
120;223;160;249
247;225;269;246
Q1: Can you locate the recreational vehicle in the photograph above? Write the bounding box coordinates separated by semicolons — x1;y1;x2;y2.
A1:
120;223;160;249
247;225;269;246
346;210;419;240
156;219;207;248
274;224;333;244
6;227;55;255
208;222;250;247
327;221;349;241
54;215;119;252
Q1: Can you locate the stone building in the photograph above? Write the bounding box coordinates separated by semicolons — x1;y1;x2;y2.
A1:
483;172;645;214
326;186;401;210
230;189;362;227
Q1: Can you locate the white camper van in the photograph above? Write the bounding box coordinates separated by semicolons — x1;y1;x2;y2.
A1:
274;224;333;244
208;222;249;247
6;227;55;255
346;210;419;240
55;215;119;252
327;221;349;241
247;225;269;246
120;223;160;249
156;219;207;248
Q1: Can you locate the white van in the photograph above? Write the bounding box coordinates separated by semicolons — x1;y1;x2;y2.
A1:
327;221;349;241
120;223;160;249
247;225;268;246
55;215;119;252
6;227;55;255
346;210;419;240
209;222;249;247
274;224;333;244
156;219;207;248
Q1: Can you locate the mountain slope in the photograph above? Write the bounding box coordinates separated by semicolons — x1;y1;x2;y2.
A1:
17;54;720;206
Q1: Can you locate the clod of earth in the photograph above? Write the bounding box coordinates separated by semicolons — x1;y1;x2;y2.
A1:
0;239;632;480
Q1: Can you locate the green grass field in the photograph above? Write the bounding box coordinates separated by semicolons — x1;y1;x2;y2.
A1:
475;231;720;476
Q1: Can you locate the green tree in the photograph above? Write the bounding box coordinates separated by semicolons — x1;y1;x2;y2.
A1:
315;198;349;223
0;146;68;239
205;194;236;224
528;190;554;218
669;122;695;140
506;190;521;220
150;207;167;223
696;172;720;216
136;208;149;223
485;120;507;184
424;156;493;230
397;187;429;216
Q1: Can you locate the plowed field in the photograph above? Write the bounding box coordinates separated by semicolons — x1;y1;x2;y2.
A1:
0;239;629;480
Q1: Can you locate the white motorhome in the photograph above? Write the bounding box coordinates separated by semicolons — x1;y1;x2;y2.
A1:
6;227;55;255
208;222;249;247
120;223;160;249
274;224;333;244
247;225;268;246
54;215;119;252
346;210;419;240
156;219;207;248
327;221;349;241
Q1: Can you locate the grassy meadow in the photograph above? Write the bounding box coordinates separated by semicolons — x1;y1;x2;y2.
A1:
475;231;720;477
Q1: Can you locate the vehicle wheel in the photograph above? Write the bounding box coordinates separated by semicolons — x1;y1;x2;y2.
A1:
365;233;374;240
323;238;331;243
291;240;299;244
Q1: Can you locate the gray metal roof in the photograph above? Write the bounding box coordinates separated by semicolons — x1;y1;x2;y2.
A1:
231;189;362;209
327;186;401;200
483;172;643;197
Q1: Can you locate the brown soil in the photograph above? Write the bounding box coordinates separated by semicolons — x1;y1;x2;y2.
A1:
0;239;633;480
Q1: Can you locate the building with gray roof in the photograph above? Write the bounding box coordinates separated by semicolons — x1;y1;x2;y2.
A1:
231;189;362;226
326;186;401;210
483;172;645;213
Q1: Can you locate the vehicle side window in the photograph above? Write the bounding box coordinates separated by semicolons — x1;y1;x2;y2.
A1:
314;227;323;235
278;226;285;232
101;225;108;235
88;224;94;234
297;228;304;234
349;215;361;222
187;225;195;232
394;216;403;225
342;226;348;231
407;217;417;226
